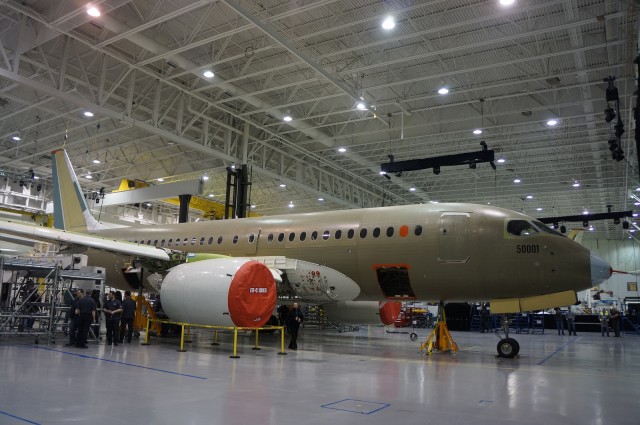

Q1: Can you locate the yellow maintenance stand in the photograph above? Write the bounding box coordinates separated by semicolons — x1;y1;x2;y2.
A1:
420;304;458;355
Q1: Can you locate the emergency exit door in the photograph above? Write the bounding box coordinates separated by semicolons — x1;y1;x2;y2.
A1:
438;213;470;263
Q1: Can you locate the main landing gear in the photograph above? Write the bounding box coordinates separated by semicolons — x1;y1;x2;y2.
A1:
496;313;520;358
420;303;458;355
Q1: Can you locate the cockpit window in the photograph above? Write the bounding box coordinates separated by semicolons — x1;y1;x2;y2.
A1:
507;220;539;237
532;220;565;237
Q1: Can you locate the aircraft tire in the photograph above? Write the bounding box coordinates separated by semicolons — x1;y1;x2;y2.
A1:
496;338;519;358
410;332;418;341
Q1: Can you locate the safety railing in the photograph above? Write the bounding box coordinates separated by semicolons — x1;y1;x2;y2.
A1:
141;317;287;358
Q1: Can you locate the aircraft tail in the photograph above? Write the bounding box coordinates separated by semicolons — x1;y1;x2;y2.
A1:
51;149;107;232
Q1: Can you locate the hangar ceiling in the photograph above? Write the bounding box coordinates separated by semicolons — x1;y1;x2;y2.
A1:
0;0;639;239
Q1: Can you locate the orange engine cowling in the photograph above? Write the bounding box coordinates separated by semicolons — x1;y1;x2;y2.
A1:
323;301;402;325
161;258;276;327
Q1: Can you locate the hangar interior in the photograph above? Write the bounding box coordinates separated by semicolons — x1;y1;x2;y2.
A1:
0;1;639;424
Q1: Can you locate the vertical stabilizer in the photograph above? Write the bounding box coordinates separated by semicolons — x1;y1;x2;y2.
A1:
52;150;106;232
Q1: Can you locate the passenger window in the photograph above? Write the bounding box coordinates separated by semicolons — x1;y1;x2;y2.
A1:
153;240;158;246
133;240;137;244
300;232;307;241
160;240;165;247
415;225;423;236
322;230;330;240
507;220;539;237
183;238;189;245
289;233;295;242
387;227;394;237
208;237;214;245
347;229;354;239
168;239;172;245
360;228;367;238
249;234;255;243
268;234;274;243
175;239;181;247
233;235;239;244
191;237;196;246
278;233;285;242
199;237;205;245
147;240;152;245
311;231;318;240
373;228;380;238
217;236;223;245
335;230;342;240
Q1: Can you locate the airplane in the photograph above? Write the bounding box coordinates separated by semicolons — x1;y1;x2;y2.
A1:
0;149;612;357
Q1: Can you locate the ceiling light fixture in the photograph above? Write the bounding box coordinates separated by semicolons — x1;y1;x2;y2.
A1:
86;174;92;179
379;171;387;175
356;102;367;110
279;183;286;188
499;0;515;6
288;202;294;208
208;194;215;198
83;111;94;117
473;129;482;135
157;178;164;182
381;16;395;30
203;70;214;78
338;147;347;153
283;114;293;122
438;87;449;95
583;210;589;215
87;7;100;17
536;208;543;211
318;198;324;201
513;178;521;183
573;181;580;187
92;159;100;164
497;158;506;163
202;175;209;181
12;136;20;141
546;119;558;126
526;195;533;199
409;187;416;192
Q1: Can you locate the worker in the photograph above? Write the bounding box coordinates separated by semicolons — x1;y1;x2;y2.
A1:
64;289;80;347
119;291;136;343
75;289;97;348
565;306;577;336
599;309;610;337
287;303;304;350
610;307;621;337
103;291;122;346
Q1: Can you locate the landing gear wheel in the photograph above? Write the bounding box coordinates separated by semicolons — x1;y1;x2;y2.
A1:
410;332;418;341
497;338;519;358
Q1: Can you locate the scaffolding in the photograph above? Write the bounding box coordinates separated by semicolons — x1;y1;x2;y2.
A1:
0;257;105;344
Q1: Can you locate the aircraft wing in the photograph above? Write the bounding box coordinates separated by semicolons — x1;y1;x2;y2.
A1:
0;219;170;261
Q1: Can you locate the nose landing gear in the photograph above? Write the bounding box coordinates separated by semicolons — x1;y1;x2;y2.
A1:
496;314;520;358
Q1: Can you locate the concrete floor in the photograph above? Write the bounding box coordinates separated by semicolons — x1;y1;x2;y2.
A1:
0;327;638;425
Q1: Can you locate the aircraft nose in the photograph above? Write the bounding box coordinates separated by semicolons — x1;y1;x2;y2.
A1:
590;252;612;286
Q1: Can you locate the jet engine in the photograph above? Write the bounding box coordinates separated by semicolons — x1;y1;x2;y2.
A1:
323;301;402;325
161;258;277;327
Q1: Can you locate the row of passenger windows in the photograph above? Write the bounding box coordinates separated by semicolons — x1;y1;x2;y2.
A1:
130;225;423;247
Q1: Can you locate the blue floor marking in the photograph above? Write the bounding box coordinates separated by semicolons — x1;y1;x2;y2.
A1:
33;346;207;380
321;399;390;415
0;410;41;425
537;337;579;365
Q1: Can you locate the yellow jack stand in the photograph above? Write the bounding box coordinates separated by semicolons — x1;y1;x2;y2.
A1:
420;306;458;355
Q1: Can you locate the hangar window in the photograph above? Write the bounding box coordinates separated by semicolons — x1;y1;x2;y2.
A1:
300;232;307;241
168;239;172;245
360;228;367;238
415;225;423;236
373;227;380;238
322;230;330;240
387;227;394;237
208;237;214;245
267;233;274;243
233;235;239;244
347;229;355;239
335;230;342;240
249;234;255;243
199;237;205;245
278;233;285;243
217;236;223;245
191;237;196;246
311;231;318;240
507;220;539;237
160;240;165;247
289;233;295;242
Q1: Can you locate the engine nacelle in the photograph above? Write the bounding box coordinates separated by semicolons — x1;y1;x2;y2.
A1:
161;258;276;327
323;301;402;325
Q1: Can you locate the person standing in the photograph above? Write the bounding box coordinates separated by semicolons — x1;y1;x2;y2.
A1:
610;307;621;337
480;304;489;333
565;306;577;336
287;303;304;350
599;309;610;337
119;291;136;343
277;304;289;333
103;291;122;345
554;307;565;335
64;289;81;347
75;289;97;348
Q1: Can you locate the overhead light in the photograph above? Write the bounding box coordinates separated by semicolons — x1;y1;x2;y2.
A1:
589;226;595;231
536;208;543;211
379;171;387;175
338;147;346;153
499;0;515;6
356;102;367;110
251;205;256;209
87;7;100;17
526;195;533;199
431;200;439;204
34;176;40;180
381;16;395;30
635;202;640;206
279;183;286;188
145;203;152;207
283;115;293;122
208;194;215;198
202;175;209;181
12;136;20;141
473;129;482;135
157;178;164;182
318;197;324;201
203;70;214;78
573;181;580;187
438;87;449;95
409;187;416;192
583;210;589;215
497;158;506;163
288;202;294;208
634;213;639;217
86;174;92;179
83;111;94;118
92;159;100;164
546;119;558;126
513;178;521;183
631;229;636;233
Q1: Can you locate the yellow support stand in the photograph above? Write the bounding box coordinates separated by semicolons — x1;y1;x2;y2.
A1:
278;327;287;355
177;324;186;352
252;329;261;350
141;316;151;345
211;330;219;346
420;306;458;355
230;328;240;358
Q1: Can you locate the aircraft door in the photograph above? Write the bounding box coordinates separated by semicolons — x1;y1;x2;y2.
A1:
438;213;470;263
